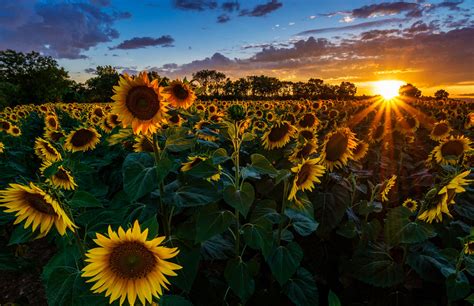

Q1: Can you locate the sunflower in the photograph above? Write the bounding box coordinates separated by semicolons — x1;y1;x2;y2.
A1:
44;129;65;143
397;116;419;134
207;103;218;115
368;125;385;143
429;120;451;141
65;127;101;152
195;120;218;142
0;119;11;132
380;175;397;202
432;135;472;165
417;194;451;223
0;142;4;153
288;158;326;201
465;112;474;129
112;72;167;135
81;220;181;306
465;241;474;255
262;120;296;150
162;80;196;109
108;129;134;146
40;161;77;191
438;170;472;206
8;125;21;137
297;113;318;130
297;129;316;142
181;156;206;172
352;140;369;161
167;113;183;126
133;135;154;152
266;112;275;122
319;127;357;171
106;113;121;128
45;115;59;130
290;141;318;162
0;182;76;237
402;198;418;212
34;138;62;162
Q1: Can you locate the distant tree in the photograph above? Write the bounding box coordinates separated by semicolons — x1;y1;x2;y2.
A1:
0;49;71;105
434;89;449;100
336;81;357;99
85;65;120;102
63;81;88;103
399;83;422;98
192;69;226;97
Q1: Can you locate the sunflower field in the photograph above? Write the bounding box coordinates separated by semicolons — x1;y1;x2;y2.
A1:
0;72;473;306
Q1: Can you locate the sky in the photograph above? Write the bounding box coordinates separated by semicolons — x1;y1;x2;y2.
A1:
1;0;473;97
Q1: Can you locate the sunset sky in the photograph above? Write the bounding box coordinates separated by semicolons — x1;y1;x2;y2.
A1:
1;0;473;97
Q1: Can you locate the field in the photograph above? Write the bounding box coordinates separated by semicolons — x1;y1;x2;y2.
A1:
0;75;473;306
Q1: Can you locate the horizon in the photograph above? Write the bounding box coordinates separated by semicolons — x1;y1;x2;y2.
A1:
1;0;473;97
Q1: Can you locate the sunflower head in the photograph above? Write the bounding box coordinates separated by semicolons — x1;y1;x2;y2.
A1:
112;72;168;135
8;125;21;136
45;115;59;130
320;127;357;171
82;220;181;306
41;161;77;191
380;175;397;202
352;140;369;161
430;120;451;141
288;158;326;201
34;137;62;162
402;198;418;212
162;80;196;109
262;120;297;150
65;127;101;152
465;241;474;255
133;135;155;152
0;182;76;237
432;135;471;165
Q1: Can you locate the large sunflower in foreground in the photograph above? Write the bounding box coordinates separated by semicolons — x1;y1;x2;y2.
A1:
288;158;325;201
64;127;101;152
262;120;297;150
0;183;76;237
319;127;357;171
82;220;181;306
162;80;196;109
432;135;471;165
112;72;168;135
40;161;77;191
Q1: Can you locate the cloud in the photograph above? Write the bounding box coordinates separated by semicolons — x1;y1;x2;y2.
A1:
351;2;420;18
221;1;240;12
89;0;111;6
173;0;218;11
0;1;130;59
296;18;406;35
239;0;283;17
84;68;96;73
217;14;231;23
110;36;175;50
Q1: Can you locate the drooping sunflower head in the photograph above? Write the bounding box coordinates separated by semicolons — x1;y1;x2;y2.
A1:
82;220;181;306
402;198;418;212
320;127;357;171
40;161;77;191
64;127;101;152
352;140;369;161
288;157;326;201
133;135;154;152
0;182;76;237
34;137;62;162
380;175;397;202
438;170;472;205
432;135;472;165
262;120;297;150
430;120;451;141
418;193;451;223
162;80;196;109
44;115;59;130
195;120;219;141
112;72;167;135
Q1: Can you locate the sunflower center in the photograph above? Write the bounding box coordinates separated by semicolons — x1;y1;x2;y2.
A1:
71;129;95;147
299;114;316;128
325;132;348;161
405;201;414;208
296;143;314;159
441;140;464;157
125;86;160;120
43;143;58;156
296;163;312;186
24;192;55;215
169;114;180;123
172;84;189;100
48;118;57;128
189;157;203;167
433;123;449;136
406;117;417;128
300;130;314;140
109;242;156;279
55;168;70;181
268;123;289;142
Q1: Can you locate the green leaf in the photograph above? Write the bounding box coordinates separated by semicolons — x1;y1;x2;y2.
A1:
350;242;404;287
223;182;255;217
242;219;273;256
165;131;195;152
184;158;219;178
8;224;34;245
328;290;341;306
242;132;255;142
211;148;230;164
285;209;318;236
446;272;470;301
69;191;102;208
173;244;201;293
384;206;436;245
195;207;234;242
406;242;456;280
160;295;194;306
122;153;157;201
168;180;221;208
156;157;175;184
283;267;319;306
43;161;62;178
224;258;255;302
465;293;474;303
266;242;303;285
248;154;278;176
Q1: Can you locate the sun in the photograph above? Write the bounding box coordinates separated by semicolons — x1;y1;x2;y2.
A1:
373;80;404;100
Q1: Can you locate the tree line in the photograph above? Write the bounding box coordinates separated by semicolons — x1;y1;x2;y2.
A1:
0;50;448;107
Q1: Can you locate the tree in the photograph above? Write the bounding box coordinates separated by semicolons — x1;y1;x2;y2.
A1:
399;83;421;98
0;49;71;105
192;69;226;97
85;65;120;102
434;89;449;100
336;81;357;99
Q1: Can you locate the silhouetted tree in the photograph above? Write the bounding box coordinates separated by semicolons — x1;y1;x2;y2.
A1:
336;81;357;99
399;83;422;98
192;70;226;96
434;89;449;100
0;49;71;105
85;65;120;102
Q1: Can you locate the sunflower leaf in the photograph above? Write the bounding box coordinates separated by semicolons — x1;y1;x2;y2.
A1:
223;182;255;217
283;267;319;306
195;207;234;243
224;258;255;302
266;241;303;285
122;153;157;201
69;191;102;208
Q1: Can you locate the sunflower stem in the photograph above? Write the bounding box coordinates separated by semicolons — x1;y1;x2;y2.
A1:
232;121;241;256
277;179;289;245
152;133;170;238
